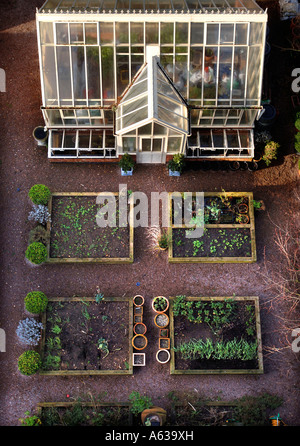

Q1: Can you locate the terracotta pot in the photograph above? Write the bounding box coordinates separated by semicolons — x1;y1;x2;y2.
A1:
133;322;147;335
238;203;248;214
154;313;169;329
133;295;144;306
237;214;249;224
156;349;170;364
132;334;148;351
159;337;170;349
152;296;169;314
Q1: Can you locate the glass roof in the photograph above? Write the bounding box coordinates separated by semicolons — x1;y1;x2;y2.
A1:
115;58;189;135
39;0;263;13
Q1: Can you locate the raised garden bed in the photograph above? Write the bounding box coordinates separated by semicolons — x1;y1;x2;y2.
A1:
46;192;134;263
39;296;133;375
170;401;238;426
168;192;256;263
36;401;132;426
169;296;263;375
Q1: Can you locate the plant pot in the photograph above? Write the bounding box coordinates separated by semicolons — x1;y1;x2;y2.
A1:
156;349;170;364
152;296;169;314
238;203;248;214
229;161;240;171
33;127;48;146
133;295;144;306
159;337;170;349
237;214;249;224
132;334;148;351
159;328;169;338
257;104;277;128
134;305;143;316
133;352;146;366
134;314;143;324
169;169;180;177
248;161;258;171
121;167;133;176
154;313;169;329
133;322;147;335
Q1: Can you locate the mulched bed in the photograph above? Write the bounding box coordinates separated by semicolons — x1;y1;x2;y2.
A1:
172;227;252;258
49;195;130;259
173;300;259;371
42;299;130;372
170;404;236;426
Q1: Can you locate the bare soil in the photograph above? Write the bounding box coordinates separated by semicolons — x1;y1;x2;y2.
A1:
0;0;299;427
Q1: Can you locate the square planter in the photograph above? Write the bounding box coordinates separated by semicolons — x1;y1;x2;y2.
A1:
169;169;180;177
133;353;146;366
134;314;143;324
159;328;169;338
159;337;170;349
121;168;133;176
134;306;143;316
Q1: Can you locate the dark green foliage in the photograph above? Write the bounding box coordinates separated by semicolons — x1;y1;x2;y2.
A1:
25;291;48;314
233;393;283;426
25;242;47;264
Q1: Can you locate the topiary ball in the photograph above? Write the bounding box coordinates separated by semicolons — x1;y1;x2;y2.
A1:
18;351;41;375
25;242;47;265
25;292;48;314
28;184;51;206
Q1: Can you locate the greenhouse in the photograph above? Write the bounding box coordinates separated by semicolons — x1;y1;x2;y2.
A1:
36;0;267;162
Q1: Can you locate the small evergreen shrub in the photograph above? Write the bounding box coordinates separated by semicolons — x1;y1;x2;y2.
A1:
25;291;48;314
16;318;43;346
18;351;42;375
119;153;135;173
28;184;51;206
25;242;47;265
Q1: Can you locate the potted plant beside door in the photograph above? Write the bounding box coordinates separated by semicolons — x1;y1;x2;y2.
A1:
168;153;185;176
119;153;135;176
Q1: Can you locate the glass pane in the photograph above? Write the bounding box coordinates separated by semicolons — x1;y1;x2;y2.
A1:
101;47;114;101
146;23;158;44
153;139;162;152
46;109;62;125
174;55;187;96
138;123;152;135
175;23;188;44
142;138;151;152
123;79;147;102
71;46;86;102
40;22;54;44
212;132;224;147
250;22;263;45
161;23;174;44
123;136;136;152
123;106;148;128
85;23;98;44
227;132;239;148
167;137;181;153
56;23;69;44
41;46;58;105
218;47;232;100
91;133;103;148
153;123;167;135
240;109;256;126
51;131;63;148
64;132;76;148
239;131;250;148
200;132;212;147
56;47;72;104
123;96;148;116
220;24;234;44
131;23;144;44
70;23;84;43
232;47;247;100
100;22;113;44
235;23;248;45
86;47;100;102
105;133;115;148
117;54;129;96
116;22;129;44
191;23;204;45
78;133;90;148
246;46;262;102
131;55;144;78
206;24;219;45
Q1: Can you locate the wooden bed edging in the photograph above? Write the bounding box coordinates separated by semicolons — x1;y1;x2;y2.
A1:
39;296;133;376
46;192;134;264
168;192;257;264
169;296;264;375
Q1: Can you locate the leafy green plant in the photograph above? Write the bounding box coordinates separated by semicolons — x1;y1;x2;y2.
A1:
25;242;47;265
129;391;152;415
19;411;42;426
119;153;135;173
24;291;48;314
233;393;283;426
153;296;168;312
97;337;109;358
18;351;42;375
28;184;51;206
168;153;186;173
262;141;280;166
157;230;171;249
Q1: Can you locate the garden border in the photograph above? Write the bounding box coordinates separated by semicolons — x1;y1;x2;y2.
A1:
35;401;133;425
39;296;133;376
169;296;264;375
46;192;134;264
168;192;257;263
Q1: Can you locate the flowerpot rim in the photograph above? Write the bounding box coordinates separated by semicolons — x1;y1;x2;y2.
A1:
133;295;144;306
132;334;148;350
156;349;170;364
154;313;169;328
133;322;147;335
152;296;169;314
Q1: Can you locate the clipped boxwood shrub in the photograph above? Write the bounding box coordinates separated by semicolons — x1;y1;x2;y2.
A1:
18;351;41;375
25;242;47;265
28;184;51;206
25;291;48;314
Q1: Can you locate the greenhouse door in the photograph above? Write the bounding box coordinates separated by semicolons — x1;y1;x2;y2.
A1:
137;137;166;163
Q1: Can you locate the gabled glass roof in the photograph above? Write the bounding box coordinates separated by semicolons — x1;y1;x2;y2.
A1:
39;0;264;14
115;58;189;136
